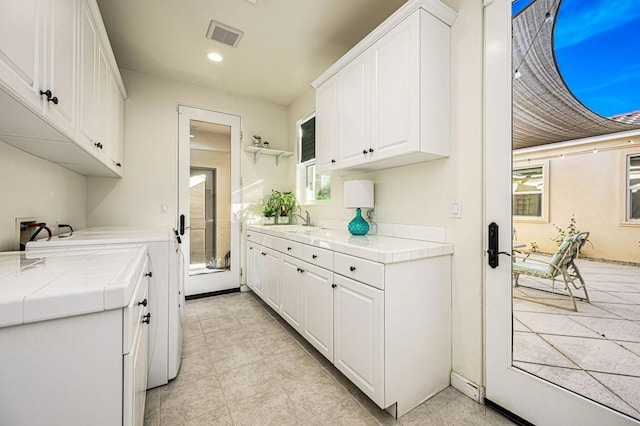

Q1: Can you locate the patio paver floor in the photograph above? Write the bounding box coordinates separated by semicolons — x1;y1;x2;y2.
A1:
513;255;640;421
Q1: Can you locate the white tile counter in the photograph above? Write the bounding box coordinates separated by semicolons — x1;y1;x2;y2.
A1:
246;224;454;264
0;245;148;328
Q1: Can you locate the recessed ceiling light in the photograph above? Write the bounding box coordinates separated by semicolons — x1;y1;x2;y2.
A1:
207;52;223;62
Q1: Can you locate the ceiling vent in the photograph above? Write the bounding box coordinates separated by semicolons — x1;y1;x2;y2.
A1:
206;20;244;48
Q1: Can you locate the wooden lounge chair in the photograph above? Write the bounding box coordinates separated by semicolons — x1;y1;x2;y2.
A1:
513;232;590;311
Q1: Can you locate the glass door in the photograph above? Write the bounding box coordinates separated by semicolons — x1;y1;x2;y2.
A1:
178;106;241;296
484;1;638;424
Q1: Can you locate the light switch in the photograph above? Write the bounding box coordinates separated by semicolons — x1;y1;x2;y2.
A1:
161;203;168;214
450;200;462;218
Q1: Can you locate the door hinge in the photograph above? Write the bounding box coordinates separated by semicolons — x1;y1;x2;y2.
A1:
240;130;243;141
240;267;243;277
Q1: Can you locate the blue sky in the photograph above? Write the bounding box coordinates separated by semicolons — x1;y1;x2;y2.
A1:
513;0;640;117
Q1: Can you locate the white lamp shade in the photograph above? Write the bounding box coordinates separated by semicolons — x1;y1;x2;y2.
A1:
344;180;374;209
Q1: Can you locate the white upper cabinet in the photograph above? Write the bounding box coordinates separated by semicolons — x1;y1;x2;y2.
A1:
0;0;126;177
43;0;77;137
337;53;370;169
312;0;456;174
315;75;338;174
0;0;44;111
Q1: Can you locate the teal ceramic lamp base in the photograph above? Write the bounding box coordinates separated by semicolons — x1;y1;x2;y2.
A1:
348;208;369;236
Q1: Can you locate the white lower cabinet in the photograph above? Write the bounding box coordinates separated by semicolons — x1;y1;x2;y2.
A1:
246;227;452;419
280;254;303;332
262;246;281;311
301;263;334;362
333;274;384;406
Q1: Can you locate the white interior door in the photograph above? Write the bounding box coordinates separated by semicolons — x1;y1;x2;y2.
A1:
178;105;241;296
484;2;636;425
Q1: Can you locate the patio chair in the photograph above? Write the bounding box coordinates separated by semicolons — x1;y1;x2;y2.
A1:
513;232;590;311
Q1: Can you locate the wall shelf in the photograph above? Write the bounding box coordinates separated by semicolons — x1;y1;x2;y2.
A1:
244;146;293;166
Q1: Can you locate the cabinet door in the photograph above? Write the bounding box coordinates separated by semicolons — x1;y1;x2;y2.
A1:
337;53;370;168
246;243;262;297
262;247;281;311
370;11;420;162
96;43;109;162
333;274;384;407
315;74;339;174
43;0;77;137
113;78;124;171
0;0;45;110
280;254;302;332
301;263;334;361
123;314;149;426
78;1;98;152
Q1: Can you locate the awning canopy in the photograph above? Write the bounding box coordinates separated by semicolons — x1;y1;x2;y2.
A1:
512;0;640;149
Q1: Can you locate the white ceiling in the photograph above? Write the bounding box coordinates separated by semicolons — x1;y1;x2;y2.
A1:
96;0;407;106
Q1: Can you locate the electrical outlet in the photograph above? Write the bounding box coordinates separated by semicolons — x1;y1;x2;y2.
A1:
15;217;37;251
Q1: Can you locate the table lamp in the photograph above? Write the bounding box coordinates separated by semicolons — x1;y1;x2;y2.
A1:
344;180;374;235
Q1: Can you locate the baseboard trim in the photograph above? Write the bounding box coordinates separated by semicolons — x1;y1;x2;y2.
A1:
185;287;240;300
450;371;484;402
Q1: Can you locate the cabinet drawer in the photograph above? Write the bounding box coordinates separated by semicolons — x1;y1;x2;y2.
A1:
302;245;333;270
246;231;264;245
123;257;150;355
273;238;302;258
334;253;384;290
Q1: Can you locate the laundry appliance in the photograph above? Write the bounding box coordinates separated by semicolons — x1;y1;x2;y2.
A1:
26;226;185;389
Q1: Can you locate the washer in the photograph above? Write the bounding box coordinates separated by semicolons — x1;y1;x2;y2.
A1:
26;225;185;388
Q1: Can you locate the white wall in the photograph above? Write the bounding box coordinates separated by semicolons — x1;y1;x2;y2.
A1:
287;0;484;386
0;141;86;251
86;69;291;228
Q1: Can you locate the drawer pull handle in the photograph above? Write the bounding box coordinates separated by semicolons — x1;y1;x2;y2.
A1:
137;299;147;307
145;272;153;277
312;254;317;259
142;313;151;324
261;252;267;256
287;247;292;251
349;266;356;272
331;284;337;288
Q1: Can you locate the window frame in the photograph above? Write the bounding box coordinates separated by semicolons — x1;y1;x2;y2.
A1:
512;160;549;223
625;152;640;223
296;112;331;206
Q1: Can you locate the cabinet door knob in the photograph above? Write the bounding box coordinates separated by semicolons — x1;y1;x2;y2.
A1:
369;148;374;153
145;272;153;277
362;150;368;155
299;268;305;273
115;162;122;167
349;266;356;272
331;159;336;163
312;254;317;259
261;252;267;256
137;298;147;307
39;89;52;98
142;313;151;324
249;247;253;250
94;142;103;149
287;247;292;251
331;284;337;288
49;96;59;105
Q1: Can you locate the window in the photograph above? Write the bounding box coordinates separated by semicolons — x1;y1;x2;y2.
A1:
628;154;640;221
297;114;331;204
513;165;545;218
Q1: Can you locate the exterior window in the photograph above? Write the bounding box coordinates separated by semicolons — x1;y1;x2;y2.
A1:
513;166;544;217
297;114;331;204
628;155;640;220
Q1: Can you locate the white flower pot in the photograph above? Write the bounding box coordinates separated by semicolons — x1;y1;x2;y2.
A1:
263;217;275;225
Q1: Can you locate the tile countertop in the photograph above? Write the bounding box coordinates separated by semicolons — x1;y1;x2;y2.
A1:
0;245;148;328
246;225;454;264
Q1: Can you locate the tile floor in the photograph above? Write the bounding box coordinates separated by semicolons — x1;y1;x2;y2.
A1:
513;256;640;421
144;291;513;425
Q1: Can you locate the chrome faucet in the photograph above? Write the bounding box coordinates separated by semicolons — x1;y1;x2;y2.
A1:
293;210;313;226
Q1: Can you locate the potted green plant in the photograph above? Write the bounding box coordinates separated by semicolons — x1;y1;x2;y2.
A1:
260;193;277;225
277;191;299;224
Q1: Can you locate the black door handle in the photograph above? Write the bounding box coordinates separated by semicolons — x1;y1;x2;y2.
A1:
179;214;185;235
487;222;510;268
